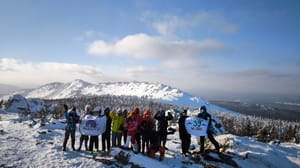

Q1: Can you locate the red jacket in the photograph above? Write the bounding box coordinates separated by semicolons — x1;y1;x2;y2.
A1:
140;116;154;135
125;117;138;136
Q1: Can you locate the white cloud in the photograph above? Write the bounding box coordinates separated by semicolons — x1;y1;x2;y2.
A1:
0;58;20;71
1;58;299;96
0;58;103;87
124;65;159;79
152;15;186;36
125;65;158;74
141;11;239;36
88;33;227;69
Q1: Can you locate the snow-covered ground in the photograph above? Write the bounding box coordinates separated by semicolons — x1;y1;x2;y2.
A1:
1;111;300;168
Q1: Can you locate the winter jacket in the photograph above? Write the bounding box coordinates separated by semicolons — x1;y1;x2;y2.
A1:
109;112;126;133
104;111;112;134
131;108;143;134
65;110;79;131
124;117;138;136
154;111;173;135
140;117;155;136
178;114;191;139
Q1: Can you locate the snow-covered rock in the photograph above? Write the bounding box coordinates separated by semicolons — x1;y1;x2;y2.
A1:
27;98;45;114
5;94;29;113
4;94;45;114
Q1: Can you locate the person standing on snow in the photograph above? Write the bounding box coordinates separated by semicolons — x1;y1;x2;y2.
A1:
89;106;101;152
77;104;92;151
102;107;112;152
154;110;173;148
110;108;125;147
62;104;79;151
122;109;128;145
140;109;155;154
198;105;220;154
178;109;191;156
123;111;139;152
133;107;142;153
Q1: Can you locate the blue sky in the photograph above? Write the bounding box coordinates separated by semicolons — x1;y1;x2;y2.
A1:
0;0;300;97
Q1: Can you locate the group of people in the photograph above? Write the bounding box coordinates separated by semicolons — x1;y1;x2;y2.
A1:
178;105;220;156
62;104;175;161
62;103;220;160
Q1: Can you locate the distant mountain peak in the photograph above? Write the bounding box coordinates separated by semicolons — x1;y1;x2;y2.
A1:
7;79;205;107
67;79;92;86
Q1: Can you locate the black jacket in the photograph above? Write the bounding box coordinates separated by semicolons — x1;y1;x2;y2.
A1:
154;111;173;134
178;114;191;139
104;111;112;133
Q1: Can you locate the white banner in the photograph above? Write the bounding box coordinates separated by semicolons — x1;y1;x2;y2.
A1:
185;117;209;137
79;115;107;136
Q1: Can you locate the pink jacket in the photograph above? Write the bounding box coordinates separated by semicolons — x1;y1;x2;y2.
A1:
125;117;138;136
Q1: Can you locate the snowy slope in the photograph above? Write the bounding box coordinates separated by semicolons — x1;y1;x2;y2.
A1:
9;79;206;107
1;111;299;168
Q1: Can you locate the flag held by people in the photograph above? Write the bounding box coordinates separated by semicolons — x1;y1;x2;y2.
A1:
79;115;107;136
185;117;209;137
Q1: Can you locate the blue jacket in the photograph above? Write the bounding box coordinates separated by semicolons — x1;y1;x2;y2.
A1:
65;110;79;131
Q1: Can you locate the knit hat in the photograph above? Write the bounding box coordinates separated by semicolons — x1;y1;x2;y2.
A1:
144;109;151;116
128;111;135;118
200;106;207;112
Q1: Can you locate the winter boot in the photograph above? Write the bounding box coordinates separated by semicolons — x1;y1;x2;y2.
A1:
77;143;82;151
77;136;84;151
123;136;131;149
71;139;76;151
133;144;139;153
158;146;165;161
62;141;67;151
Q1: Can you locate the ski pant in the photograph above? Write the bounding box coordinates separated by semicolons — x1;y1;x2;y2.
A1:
78;135;89;150
180;136;191;154
102;131;111;151
112;132;122;147
200;133;220;153
123;130;127;144
89;136;99;151
63;130;75;150
158;131;167;147
142;134;151;153
135;132;141;152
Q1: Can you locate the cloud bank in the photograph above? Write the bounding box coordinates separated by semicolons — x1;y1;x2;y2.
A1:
0;58;103;87
1;57;299;96
88;33;228;69
141;11;239;36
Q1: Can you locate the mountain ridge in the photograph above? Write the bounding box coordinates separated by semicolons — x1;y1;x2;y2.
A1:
6;79;205;107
